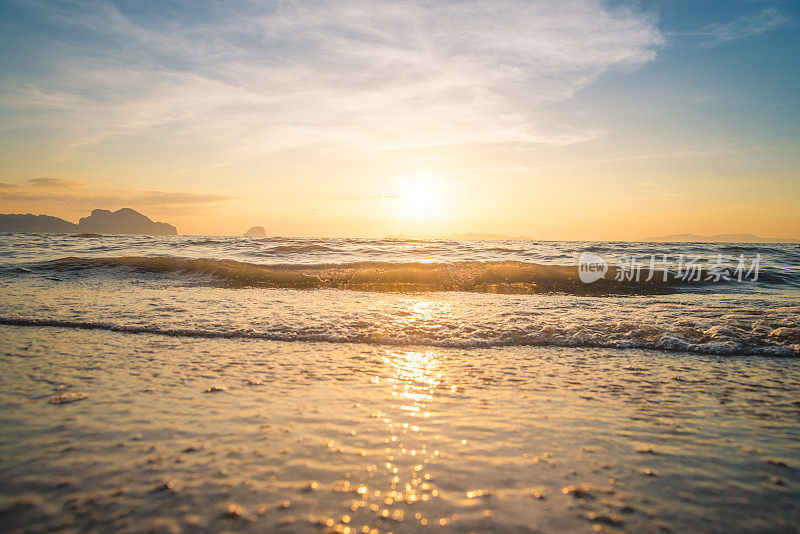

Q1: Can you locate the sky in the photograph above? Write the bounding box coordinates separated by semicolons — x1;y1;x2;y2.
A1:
0;0;798;239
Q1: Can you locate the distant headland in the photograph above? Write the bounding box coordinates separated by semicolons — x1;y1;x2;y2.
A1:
641;233;799;244
0;208;177;235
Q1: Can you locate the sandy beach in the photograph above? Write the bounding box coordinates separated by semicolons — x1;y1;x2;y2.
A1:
2;321;799;533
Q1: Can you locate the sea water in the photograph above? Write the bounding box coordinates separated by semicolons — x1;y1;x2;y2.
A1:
0;234;798;532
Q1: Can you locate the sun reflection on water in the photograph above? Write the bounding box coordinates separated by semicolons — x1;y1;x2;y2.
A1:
323;299;461;532
332;348;449;532
384;349;443;401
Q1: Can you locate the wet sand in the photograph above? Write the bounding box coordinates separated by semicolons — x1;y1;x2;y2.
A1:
1;325;799;533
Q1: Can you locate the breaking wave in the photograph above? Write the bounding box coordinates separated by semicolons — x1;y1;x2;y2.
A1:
23;255;747;295
1;316;797;356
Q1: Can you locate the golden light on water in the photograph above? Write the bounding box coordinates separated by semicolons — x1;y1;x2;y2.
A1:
384;349;443;402
347;344;448;530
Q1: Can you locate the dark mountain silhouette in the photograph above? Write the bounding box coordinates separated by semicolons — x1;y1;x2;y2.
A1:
243;226;266;237
78;208;177;235
0;208;177;235
0;213;78;233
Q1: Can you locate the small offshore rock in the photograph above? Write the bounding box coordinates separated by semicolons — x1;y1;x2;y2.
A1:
243;226;267;237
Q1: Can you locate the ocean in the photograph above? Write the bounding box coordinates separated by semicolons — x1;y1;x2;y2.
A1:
1;234;799;532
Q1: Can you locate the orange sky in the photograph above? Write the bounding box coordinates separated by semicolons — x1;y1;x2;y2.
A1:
1;1;798;239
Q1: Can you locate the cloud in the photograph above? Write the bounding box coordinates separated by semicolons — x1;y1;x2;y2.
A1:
0;184;228;207
0;182;21;189
27;177;85;188
702;8;790;46
0;0;664;163
133;191;230;205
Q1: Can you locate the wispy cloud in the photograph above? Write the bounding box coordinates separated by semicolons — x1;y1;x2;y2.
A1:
701;7;790;46
27;177;86;188
0;0;664;164
132;191;229;206
0;179;229;207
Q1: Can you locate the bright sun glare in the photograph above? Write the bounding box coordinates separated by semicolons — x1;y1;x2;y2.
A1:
398;180;440;220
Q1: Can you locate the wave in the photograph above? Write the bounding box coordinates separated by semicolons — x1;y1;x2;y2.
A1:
20;255;729;295
183;238;229;246
1;316;796;356
266;244;337;253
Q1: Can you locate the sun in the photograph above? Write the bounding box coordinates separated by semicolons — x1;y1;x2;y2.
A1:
398;180;440;220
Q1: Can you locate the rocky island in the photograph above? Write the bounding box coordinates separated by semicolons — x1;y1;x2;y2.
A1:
0;208;177;235
243;226;267;237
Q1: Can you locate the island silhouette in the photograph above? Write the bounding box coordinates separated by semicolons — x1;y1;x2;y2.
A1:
243;226;267;237
0;208;177;235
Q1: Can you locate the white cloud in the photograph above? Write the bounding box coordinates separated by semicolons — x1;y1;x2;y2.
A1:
702;7;790;45
0;0;664;161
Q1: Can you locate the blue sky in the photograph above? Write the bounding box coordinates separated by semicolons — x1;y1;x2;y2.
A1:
0;1;798;237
